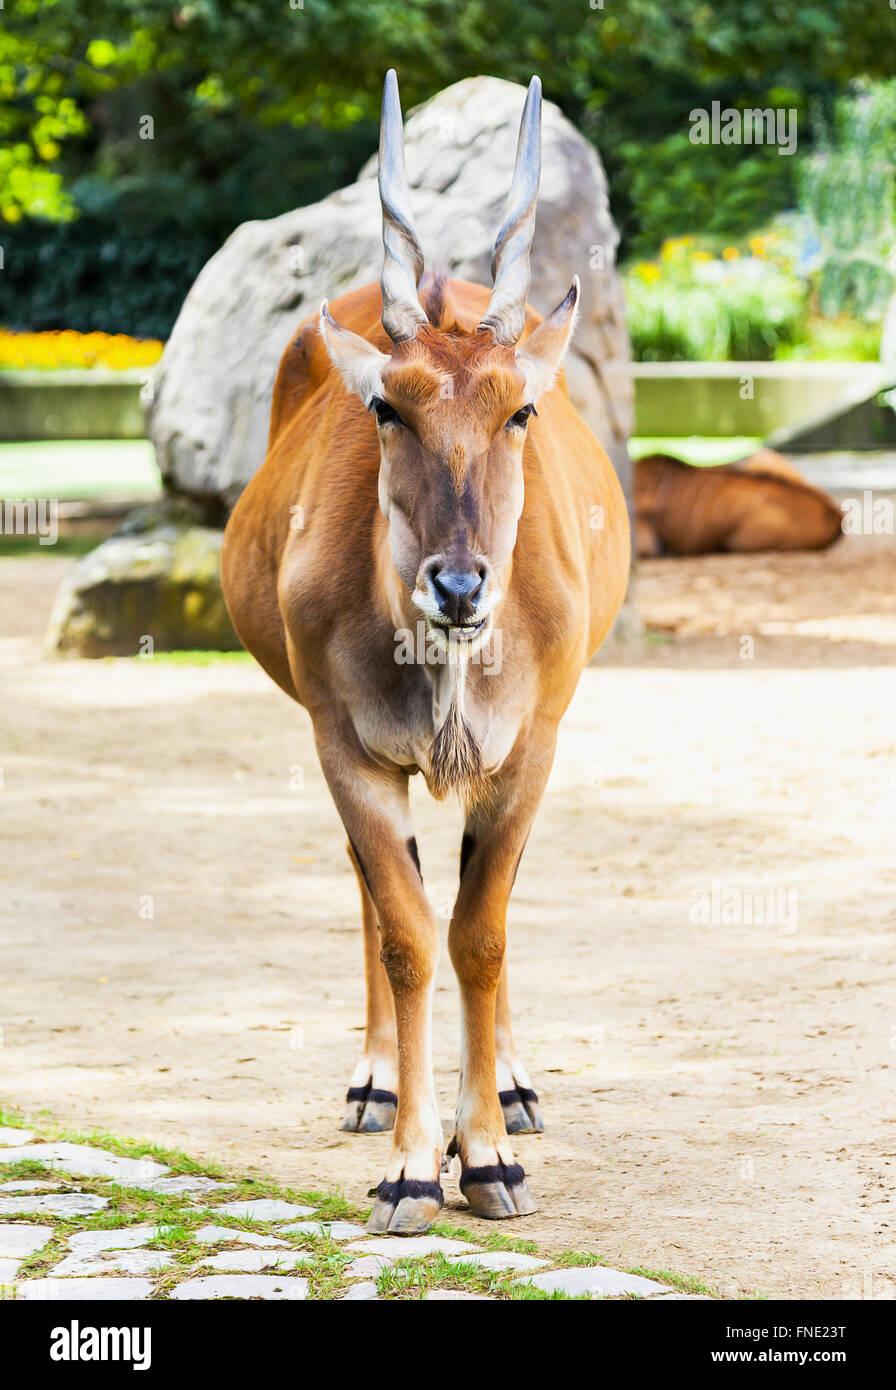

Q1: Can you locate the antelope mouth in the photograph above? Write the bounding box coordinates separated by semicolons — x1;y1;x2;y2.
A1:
429;617;488;643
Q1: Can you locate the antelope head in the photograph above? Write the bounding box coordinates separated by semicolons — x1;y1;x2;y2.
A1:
320;70;579;655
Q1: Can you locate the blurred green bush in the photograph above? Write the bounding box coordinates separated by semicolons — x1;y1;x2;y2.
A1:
0;122;374;339
0;203;214;342
800;80;896;321
625;236;807;362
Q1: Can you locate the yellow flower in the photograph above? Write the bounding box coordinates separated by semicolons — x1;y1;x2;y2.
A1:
634;262;662;283
748;236;765;257
693;250;713;262
660;235;695;262
722;246;740;261
0;329;164;370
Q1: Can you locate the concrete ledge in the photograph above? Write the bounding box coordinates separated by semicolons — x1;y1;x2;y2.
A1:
2;362;888;445
633;362;888;437
0;369;152;441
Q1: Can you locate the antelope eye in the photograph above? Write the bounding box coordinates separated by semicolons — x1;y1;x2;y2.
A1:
506;404;536;430
370;396;404;427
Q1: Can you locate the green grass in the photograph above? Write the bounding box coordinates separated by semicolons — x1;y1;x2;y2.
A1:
776;314;881;362
630;435;763;466
625;1264;717;1296
432;1224;538;1256
131;650;252;666
0;535;101;558
0;439;161;500
555;1249;608;1267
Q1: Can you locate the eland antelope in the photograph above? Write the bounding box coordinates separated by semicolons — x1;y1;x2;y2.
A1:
221;71;630;1233
635;449;843;556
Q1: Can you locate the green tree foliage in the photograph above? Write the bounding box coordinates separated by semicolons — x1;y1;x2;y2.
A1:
0;1;891;334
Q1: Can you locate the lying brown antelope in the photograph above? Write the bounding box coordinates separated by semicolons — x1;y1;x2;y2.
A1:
635;448;843;557
221;71;629;1233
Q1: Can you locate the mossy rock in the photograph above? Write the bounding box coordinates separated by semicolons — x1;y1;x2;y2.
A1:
45;525;240;657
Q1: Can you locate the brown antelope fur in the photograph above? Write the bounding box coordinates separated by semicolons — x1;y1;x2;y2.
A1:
221;72;630;1233
635;448;843;557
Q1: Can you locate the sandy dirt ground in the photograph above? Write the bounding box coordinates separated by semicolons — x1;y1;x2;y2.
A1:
2;527;895;1299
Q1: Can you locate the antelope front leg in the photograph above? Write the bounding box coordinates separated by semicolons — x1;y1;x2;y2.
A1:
449;730;555;1219
315;726;443;1233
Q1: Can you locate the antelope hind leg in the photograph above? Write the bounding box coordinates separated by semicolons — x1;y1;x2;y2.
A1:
496;959;545;1134
341;842;398;1134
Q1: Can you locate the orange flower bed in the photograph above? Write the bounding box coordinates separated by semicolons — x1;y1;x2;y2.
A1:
0;329;165;370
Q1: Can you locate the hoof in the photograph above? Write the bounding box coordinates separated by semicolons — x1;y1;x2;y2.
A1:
459;1161;537;1220
341;1083;397;1133
366;1178;444;1234
500;1086;545;1134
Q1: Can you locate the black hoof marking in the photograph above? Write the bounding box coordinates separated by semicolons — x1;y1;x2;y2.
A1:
458;1159;536;1219
342;1082;397;1133
500;1086;545;1134
367;1174;444;1233
375;1177;444;1206
459;1161;525;1194
345;1085;398;1107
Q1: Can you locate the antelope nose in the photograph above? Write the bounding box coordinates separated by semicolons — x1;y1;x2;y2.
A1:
432;567;485;625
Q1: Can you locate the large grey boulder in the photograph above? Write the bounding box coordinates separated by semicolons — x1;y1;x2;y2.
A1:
148;75;633;511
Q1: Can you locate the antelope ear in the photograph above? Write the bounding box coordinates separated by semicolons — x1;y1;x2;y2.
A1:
319;301;390;404
515;278;579;401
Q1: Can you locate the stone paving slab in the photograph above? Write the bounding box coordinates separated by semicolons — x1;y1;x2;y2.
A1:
51;1248;175;1277
340;1280;378;1300
345;1235;478;1259
68;1223;169;1254
17;1277;153;1300
0;1223;54;1257
0;1180;66;1192
344;1254;395;1279
0;1128;35;1145
519;1266;670;1298
0;1257;22;1282
279;1219;366;1240
447;1250;548;1273
198;1249;312;1273
171;1274;309;1300
138;1175;234;1195
212;1198;316;1221
194;1225;288;1248
0;1142;169;1185
0;1193;108;1217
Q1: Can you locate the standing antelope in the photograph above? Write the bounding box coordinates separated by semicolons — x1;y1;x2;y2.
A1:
221;71;630;1233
